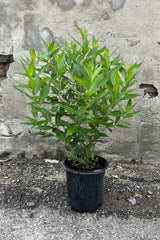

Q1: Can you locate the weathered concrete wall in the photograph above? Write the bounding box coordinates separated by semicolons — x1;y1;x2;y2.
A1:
0;0;160;164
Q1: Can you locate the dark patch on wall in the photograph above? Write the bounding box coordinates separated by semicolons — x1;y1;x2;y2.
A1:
8;14;19;29
16;0;35;11
0;4;6;27
49;0;56;4
24;25;41;50
83;0;92;6
102;11;110;20
0;55;14;78
111;0;125;10
139;84;158;98
127;39;140;47
56;0;74;11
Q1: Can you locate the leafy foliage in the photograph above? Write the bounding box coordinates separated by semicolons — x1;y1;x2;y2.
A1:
15;25;141;171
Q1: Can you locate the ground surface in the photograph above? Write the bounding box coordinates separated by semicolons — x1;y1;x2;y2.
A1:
0;157;160;239
0;157;160;219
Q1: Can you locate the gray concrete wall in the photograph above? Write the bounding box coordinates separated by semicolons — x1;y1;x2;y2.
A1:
0;0;160;164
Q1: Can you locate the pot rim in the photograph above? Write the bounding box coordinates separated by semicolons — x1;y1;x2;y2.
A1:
62;155;108;175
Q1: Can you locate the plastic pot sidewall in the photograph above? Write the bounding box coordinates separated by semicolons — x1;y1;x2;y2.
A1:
62;156;108;212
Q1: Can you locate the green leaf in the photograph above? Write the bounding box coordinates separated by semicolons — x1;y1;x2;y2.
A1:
119;67;127;78
14;87;34;100
39;84;50;105
30;132;45;136
116;124;130;128
125;99;132;112
48;78;60;89
71;75;89;90
115;116;120;124
97;46;106;55
14;81;30;90
118;104;124;114
20;59;28;75
42;134;54;138
86;91;110;109
92;36;98;48
128;62;142;73
66;125;78;138
111;70;116;86
111;110;121;117
77;128;90;142
28;78;37;90
119;121;131;125
85;89;96;99
39;108;51;122
28;62;35;77
47;41;54;51
57;52;65;65
61;105;76;114
37;52;49;64
35;64;50;81
91;65;102;81
30;48;36;62
37;125;53;130
123;111;139;119
82;119;113;127
16;72;28;77
121;94;139;101
54;129;65;142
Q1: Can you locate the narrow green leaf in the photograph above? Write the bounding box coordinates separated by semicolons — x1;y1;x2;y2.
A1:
37;52;49;64
86;91;109;109
123;111;139;119
30;48;36;62
30;132;45;136
111;70;116;86
71;74;89;90
14;81;30;90
77;129;90;142
61;105;76;114
39;108;51;122
16;72;28;77
128;62;142;73
39;84;50;105
20;59;28;75
48;78;60;89
121;94;139;101
35;64;50;81
116;124;130;128
91;65;102;81
66;125;78;138
85;89;96;99
125;99;132;112
55;129;65;142
37;125;53;130
28;62;35;77
14;87;34;100
28;78;37;90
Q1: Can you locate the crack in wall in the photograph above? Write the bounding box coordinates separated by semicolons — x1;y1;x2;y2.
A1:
139;84;158;98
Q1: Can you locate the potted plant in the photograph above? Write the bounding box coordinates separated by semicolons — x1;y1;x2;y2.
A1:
15;25;141;212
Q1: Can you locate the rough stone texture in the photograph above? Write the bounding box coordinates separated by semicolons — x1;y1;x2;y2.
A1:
56;0;74;11
8;14;19;29
111;0;125;10
0;0;160;165
0;122;12;136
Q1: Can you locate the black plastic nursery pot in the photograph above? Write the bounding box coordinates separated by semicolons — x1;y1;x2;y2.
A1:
62;156;108;213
